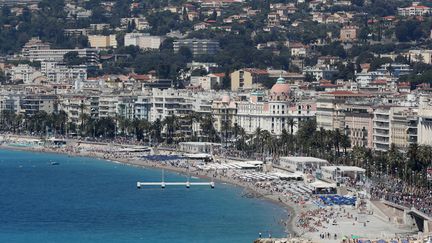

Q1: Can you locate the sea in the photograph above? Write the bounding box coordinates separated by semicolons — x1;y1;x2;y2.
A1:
0;149;287;243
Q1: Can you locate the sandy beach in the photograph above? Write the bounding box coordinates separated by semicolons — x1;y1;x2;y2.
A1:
0;137;423;243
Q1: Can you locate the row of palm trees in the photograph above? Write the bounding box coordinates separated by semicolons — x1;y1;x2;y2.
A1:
1;110;430;186
1;110;69;135
350;144;432;187
0;110;220;144
230;119;351;162
0;110;350;155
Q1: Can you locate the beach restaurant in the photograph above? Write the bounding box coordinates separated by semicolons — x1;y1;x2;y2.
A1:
310;180;337;194
179;142;221;154
320;166;366;183
279;156;329;172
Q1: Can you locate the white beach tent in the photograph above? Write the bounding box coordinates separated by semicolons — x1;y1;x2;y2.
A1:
310;180;337;194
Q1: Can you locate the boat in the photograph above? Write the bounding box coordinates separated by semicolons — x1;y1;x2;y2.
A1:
51;162;60;165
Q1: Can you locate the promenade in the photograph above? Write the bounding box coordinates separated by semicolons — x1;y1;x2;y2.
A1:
0;135;427;243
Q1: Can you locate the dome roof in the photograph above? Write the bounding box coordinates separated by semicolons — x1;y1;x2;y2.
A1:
271;82;290;94
276;76;286;84
270;75;291;101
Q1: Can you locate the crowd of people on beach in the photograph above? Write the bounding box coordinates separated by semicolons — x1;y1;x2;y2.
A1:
370;178;432;217
296;207;356;234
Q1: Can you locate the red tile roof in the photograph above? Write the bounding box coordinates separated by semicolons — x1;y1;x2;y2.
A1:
242;68;268;75
210;72;225;77
324;90;371;96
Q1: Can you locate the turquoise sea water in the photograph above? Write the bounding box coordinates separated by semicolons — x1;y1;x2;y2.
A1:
0;149;287;243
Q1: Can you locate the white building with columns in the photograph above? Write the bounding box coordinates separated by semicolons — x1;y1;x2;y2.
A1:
235;76;316;136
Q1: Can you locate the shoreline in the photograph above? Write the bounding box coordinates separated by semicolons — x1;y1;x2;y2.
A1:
0;144;299;238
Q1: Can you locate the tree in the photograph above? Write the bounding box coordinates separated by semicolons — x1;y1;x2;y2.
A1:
333;128;342;157
162;115;179;144
151;119;163;144
79;103;88;136
64;51;85;66
395;20;424;42
280;128;292;156
200;114;219;142
287;118;297;135
178;46;193;61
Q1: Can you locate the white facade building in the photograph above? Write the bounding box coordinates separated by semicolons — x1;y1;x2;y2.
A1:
124;33;164;50
21;38;98;64
7;64;41;84
41;62;87;83
235;77;316;136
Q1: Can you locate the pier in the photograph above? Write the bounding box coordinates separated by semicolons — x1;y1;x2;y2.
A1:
136;169;215;189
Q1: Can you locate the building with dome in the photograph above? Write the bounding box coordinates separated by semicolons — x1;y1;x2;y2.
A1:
234;76;316;136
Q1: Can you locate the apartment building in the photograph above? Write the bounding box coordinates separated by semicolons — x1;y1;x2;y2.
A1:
148;88;216;137
22;38;99;64
418;96;432;145
212;95;237;134
88;35;118;49
134;95;151;120
316;91;369;131
173;39;219;56
124;33;164;49
390;108;417;149
343;104;374;148
98;95;119;118
373;106;418;151
340;25;359;42
397;2;431;16
190;73;224;90
59;95;91;125
0;94;21;114
42;62;87;83
230;68;268;91
407;50;432;64
302;65;338;81
20;94;58;116
7;64;41;84
373;107;390;151
120;17;150;31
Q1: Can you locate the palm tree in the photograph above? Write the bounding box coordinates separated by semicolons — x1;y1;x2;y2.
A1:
253;127;263;152
162;115;179;144
14;113;24;134
234;125;248;151
295;119;316;155
340;133;351;155
287;118;297;135
260;129;272;155
185;111;200;140
200;114;219;142
280;128;291;156
79;103;87;135
232;123;242;139
150;119;163;144
221;117;231;147
333;129;342;158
